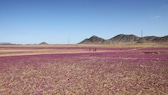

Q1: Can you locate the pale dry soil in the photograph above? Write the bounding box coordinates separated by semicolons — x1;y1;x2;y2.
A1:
0;54;167;95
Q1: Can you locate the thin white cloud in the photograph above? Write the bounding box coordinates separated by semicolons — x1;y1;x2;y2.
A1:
162;4;168;9
152;15;161;19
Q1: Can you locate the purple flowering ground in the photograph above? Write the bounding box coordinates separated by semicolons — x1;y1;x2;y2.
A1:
0;46;168;95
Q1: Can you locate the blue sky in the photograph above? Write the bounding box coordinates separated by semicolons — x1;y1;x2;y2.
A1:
0;0;168;44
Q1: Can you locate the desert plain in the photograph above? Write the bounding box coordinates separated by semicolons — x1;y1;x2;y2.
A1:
0;43;168;95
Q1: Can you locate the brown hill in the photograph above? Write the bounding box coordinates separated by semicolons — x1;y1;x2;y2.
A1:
138;36;156;43
109;34;140;43
79;34;168;44
79;35;105;44
153;35;168;42
39;42;48;45
138;35;168;43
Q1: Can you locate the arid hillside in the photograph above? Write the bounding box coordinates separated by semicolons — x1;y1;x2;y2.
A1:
79;34;168;44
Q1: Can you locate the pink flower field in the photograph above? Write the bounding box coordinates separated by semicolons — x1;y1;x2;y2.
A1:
0;45;168;95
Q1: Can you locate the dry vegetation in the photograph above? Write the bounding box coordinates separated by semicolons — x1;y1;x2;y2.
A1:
0;44;168;95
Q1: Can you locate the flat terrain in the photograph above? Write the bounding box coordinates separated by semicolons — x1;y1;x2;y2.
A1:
0;44;168;95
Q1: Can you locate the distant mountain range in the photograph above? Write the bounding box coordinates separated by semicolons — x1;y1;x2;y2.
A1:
0;42;16;45
0;42;48;45
1;34;168;45
79;34;168;44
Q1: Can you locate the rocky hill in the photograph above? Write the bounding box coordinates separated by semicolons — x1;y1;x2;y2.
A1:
79;34;168;44
152;35;168;42
79;35;106;44
109;34;140;43
39;42;48;45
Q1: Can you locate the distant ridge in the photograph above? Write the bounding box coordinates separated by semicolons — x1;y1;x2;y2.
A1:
79;34;168;44
39;42;48;45
0;42;15;45
109;34;139;43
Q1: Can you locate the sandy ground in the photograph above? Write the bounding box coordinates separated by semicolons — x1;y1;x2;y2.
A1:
0;43;168;57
